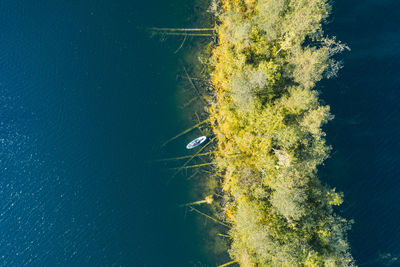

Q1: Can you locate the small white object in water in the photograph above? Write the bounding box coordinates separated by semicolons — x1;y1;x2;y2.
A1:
186;136;207;149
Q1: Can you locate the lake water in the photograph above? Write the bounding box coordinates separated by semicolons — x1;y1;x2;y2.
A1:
0;0;211;265
0;0;399;266
322;1;400;266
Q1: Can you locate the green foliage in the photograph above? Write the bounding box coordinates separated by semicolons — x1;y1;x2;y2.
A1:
287;45;329;89
254;0;289;41
270;185;308;221
207;0;353;266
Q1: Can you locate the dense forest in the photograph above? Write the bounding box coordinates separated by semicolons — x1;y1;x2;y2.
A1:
204;0;355;266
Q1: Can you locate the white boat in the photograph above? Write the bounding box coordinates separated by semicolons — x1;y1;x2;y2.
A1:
186;136;207;149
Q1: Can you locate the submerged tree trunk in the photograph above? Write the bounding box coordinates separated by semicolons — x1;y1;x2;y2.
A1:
153;152;214;162
149;27;215;32
169;162;214;170
161;119;209;147
154;32;213;37
218;260;238;267
179;195;213;207
148;26;215;38
189;207;229;227
171;137;216;177
183;65;208;104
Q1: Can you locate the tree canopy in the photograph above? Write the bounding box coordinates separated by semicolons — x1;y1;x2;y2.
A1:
206;0;354;266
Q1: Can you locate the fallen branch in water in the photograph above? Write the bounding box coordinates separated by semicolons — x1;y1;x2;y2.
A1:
161;119;209;147
189;207;230;227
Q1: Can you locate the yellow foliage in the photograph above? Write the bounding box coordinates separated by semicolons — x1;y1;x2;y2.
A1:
327;188;344;206
305;252;324;267
204;0;353;265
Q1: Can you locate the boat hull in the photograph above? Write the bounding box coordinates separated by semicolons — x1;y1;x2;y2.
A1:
186;136;207;149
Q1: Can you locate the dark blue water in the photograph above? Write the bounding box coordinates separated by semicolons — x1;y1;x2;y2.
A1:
0;0;209;266
322;1;400;266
